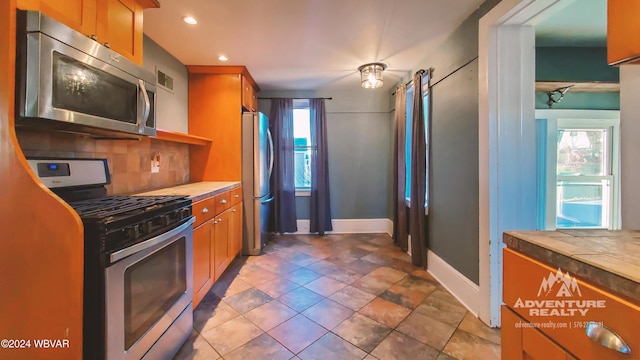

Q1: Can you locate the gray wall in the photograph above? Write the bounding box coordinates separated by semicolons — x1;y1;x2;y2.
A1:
142;35;189;133
258;89;392;220
535;47;619;110
397;0;500;285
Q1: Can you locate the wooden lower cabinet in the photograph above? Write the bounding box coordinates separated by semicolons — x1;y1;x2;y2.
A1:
228;203;243;259
212;210;229;281
191;186;243;309
503;248;640;360
502;306;577;360
192;221;213;308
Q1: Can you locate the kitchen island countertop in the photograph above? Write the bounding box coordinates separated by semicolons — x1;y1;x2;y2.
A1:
135;181;241;202
504;230;640;303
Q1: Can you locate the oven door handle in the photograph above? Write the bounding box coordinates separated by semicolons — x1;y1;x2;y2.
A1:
109;217;195;264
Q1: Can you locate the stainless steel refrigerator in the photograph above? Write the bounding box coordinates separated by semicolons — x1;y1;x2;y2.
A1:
242;112;274;255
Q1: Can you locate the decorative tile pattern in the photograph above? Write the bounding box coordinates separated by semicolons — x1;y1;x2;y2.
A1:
277;287;325;312
396;312;457;351
298;332;368;360
243;300;298;331
200;316;263;355
268;314;328;353
329;286;377;311
358;297;412;328
223;333;294;360
333;313;392;352
301;298;354;330
177;233;501;360
174;331;221;360
442;330;501;359
303;276;347;297
223;288;273;314
370;331;440;360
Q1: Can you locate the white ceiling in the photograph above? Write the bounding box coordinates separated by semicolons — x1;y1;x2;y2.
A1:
143;0;486;91
535;0;606;47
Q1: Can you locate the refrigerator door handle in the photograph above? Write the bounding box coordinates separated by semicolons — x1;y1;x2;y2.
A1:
260;195;275;204
267;127;274;181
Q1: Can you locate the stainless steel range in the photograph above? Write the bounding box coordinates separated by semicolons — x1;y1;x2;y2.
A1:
28;158;194;360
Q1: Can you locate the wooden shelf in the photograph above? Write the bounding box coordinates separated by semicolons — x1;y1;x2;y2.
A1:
137;0;161;9
536;81;620;93
151;129;212;146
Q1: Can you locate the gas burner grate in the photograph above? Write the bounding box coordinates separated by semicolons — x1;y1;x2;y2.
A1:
69;195;187;219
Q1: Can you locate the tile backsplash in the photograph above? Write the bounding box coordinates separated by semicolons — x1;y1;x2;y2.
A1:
17;130;190;195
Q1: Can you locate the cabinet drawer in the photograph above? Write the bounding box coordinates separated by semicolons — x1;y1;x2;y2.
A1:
192;196;216;227
503;248;640;359
214;190;231;214
230;186;242;205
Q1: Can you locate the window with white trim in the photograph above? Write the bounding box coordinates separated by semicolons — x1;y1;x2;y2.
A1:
293;99;312;195
537;110;620;230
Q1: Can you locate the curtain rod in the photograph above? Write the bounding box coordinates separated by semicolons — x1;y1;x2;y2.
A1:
258;97;333;100
392;69;428;96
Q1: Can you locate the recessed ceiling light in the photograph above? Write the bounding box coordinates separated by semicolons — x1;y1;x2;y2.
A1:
182;16;197;25
218;55;228;61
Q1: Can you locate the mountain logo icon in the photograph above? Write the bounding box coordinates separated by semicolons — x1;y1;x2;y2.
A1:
537;268;582;298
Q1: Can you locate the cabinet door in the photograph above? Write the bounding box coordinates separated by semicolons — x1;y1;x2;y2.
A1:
193;221;213;308
213;211;230;281
502;306;577;360
228;203;243;258
608;0;640;65
96;0;143;64
242;76;256;112
18;0;97;36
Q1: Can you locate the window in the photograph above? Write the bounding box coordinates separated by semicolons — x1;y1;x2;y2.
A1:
404;77;430;211
536;110;620;230
293;100;312;193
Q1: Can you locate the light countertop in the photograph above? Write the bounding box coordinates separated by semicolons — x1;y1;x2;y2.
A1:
504;230;640;303
135;181;240;202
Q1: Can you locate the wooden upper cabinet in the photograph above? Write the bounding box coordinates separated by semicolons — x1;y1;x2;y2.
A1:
187;66;260;181
16;0;157;65
608;0;640;65
96;0;143;64
242;75;257;112
25;0;97;35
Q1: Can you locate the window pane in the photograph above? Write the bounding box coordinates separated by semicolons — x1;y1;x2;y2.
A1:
557;129;606;176
294;148;312;188
556;180;609;228
293;108;311;189
405;87;414;201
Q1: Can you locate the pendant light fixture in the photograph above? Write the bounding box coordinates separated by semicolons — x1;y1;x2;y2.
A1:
358;62;387;89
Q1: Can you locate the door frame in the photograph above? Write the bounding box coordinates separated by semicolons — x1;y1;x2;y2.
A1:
477;0;578;326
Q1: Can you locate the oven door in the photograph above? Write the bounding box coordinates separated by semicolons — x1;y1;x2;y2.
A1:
105;217;194;360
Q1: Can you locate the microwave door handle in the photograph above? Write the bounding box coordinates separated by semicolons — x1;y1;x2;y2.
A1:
138;79;151;133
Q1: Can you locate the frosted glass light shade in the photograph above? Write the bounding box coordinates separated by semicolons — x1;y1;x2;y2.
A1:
358;62;387;89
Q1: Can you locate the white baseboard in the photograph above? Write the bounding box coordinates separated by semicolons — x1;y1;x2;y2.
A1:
295;218;393;236
427;250;480;317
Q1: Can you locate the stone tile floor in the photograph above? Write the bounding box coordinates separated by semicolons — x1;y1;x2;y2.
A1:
175;233;501;360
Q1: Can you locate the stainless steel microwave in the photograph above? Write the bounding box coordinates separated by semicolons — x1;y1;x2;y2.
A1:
15;10;156;137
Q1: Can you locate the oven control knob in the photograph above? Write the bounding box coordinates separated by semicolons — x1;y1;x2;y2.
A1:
142;221;153;234
182;208;191;219
127;226;140;239
160;215;169;226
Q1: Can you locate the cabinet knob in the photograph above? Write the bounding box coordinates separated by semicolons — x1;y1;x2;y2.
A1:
232;209;236;213
234;194;240;198
221;198;228;204
104;42;110;49
585;322;631;354
90;34;98;41
202;207;209;214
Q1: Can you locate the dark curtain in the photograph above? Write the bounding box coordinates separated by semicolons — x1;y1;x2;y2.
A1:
409;70;428;267
393;84;408;251
309;98;332;235
269;99;297;233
